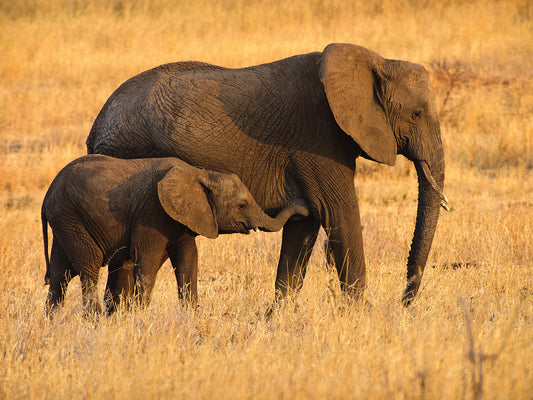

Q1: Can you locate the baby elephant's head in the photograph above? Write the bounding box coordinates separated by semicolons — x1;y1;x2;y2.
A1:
158;165;309;239
206;173;276;235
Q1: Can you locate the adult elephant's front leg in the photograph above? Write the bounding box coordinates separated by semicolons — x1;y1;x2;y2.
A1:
325;203;366;303
274;217;321;300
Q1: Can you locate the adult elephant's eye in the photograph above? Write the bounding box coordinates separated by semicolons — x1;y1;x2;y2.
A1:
412;109;423;120
238;202;248;210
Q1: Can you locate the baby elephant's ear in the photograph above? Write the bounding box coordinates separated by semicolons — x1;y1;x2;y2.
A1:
157;166;218;239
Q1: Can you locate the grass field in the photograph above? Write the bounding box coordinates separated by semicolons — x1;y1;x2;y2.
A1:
1;0;532;398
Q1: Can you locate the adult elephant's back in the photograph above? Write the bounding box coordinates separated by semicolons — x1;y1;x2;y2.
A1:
86;53;326;209
87;61;228;160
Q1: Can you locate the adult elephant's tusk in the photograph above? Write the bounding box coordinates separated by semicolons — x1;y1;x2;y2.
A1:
420;161;450;211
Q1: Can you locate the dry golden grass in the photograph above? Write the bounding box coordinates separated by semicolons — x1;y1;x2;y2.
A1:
1;0;532;398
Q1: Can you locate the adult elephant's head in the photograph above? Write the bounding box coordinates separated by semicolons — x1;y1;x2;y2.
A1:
319;43;448;303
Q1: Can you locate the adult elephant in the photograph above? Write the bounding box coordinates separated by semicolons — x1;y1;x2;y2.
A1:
87;43;448;307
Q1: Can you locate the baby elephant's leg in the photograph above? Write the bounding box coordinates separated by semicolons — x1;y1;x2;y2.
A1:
131;229;169;307
167;235;198;306
65;235;104;315
80;267;103;315
132;257;164;308
105;249;134;314
46;239;75;315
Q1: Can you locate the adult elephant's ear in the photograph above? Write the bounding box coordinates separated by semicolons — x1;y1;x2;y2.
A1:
158;167;219;239
319;43;397;166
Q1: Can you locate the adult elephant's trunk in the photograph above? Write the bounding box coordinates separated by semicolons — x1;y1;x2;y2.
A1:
402;142;447;305
259;199;310;232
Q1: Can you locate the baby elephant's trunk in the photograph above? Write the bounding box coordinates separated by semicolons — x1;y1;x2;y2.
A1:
259;199;310;232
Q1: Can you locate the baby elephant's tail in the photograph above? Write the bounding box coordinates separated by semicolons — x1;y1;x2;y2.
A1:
41;208;50;285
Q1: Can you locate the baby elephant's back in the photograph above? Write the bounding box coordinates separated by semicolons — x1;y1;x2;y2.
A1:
42;155;167;227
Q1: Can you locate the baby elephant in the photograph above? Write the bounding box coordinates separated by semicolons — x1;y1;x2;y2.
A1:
42;155;308;314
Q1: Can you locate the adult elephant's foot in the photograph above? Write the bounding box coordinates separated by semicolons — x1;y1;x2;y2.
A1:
264;294;299;320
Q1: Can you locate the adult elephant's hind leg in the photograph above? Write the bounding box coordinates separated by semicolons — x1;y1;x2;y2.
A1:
274;217;321;301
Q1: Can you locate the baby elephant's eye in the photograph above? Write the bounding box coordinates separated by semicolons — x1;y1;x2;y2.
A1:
238;201;248;210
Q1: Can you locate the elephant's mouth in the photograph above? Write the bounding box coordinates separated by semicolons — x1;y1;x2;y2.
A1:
219;223;252;235
241;221;255;234
420;160;450;211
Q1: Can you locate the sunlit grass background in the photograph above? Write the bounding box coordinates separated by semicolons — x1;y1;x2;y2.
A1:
1;0;532;398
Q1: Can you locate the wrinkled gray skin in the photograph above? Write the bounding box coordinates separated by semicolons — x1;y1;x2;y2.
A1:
87;43;448;307
42;155;309;314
